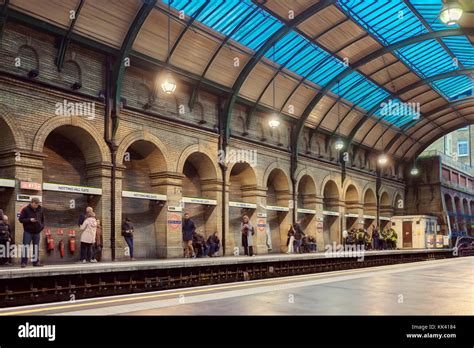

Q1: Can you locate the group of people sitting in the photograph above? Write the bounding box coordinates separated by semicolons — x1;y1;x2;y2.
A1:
182;212;220;258
344;227;398;250
287;221;317;254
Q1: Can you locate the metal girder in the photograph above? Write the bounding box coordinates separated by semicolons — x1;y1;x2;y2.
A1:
165;1;208;64
394;99;474;158
221;0;335;144
354;68;474;149
0;0;9;43
112;0;157;136
293;28;474;157
55;0;84;72
188;4;258;111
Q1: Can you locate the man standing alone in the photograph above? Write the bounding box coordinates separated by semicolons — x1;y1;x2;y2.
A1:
19;197;45;267
182;213;196;258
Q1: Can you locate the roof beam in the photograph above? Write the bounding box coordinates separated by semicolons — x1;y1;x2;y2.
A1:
221;0;335;144
55;0;84;72
112;0;157;136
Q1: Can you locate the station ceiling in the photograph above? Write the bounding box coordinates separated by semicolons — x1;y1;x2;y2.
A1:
6;0;474;161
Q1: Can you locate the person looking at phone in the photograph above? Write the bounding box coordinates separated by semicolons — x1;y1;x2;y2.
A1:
19;197;45;267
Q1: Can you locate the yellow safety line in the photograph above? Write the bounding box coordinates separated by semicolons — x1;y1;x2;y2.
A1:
0;257;459;316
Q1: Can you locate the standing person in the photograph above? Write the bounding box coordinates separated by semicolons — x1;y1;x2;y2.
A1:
372;228;380;250
240;215;254;256
293;220;305;254
78;206;93;226
265;222;272;252
342;229;348;246
92;219;103;262
182;213;196;258
19;197;45;268
79;211;97;263
0;211;11;265
121;217;136;261
286;224;295;254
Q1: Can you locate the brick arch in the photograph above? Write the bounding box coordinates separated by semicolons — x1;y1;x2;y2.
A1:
33;116;109;163
116;130;170;173
320;175;342;201
362;185;377;205
295;168;318;195
177;144;219;180
262;162;291;192
0;104;25;150
226;161;257;185
343;180;361;203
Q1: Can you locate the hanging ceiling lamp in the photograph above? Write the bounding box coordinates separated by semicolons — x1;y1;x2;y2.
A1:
440;0;463;25
335;138;344;151
378;153;388;166
268;44;280;129
410;166;419;176
161;1;176;94
334;81;344;151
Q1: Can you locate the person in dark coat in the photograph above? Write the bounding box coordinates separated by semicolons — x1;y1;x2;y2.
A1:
19;197;45;267
293;220;305;254
0;211;12;265
206;232;220;257
182;213;196;258
121;217;135;260
372;228;380;250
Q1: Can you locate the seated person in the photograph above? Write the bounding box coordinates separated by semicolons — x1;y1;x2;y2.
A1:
192;231;207;257
206;232;220;257
307;236;317;252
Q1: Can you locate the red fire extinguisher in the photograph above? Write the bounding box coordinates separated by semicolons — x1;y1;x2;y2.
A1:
58;239;65;258
46;229;55;252
68;230;76;255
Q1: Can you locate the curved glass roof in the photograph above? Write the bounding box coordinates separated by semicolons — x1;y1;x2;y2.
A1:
165;0;472;130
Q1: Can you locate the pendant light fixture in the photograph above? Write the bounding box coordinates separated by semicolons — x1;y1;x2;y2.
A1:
378;119;388;166
161;1;176;94
269;44;280;129
440;0;463;25
334;81;344;151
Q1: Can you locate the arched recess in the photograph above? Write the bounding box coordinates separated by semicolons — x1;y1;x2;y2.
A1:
228;162;258;253
40;124;106;263
322;179;341;245
0;111;22;233
462;198;471;235
344;183;361;232
180;150;219;243
363;187;377;234
120;139;169;259
266;168;291;253
296;174;317;237
454;196;464;232
379;191;392;231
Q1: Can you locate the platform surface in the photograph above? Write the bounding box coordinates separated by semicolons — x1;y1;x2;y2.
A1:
0;248;452;279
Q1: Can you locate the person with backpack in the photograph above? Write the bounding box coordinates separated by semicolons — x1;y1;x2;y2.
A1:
240;215;255;256
0;211;11;265
19;197;45;267
79;211;97;263
121;217;136;261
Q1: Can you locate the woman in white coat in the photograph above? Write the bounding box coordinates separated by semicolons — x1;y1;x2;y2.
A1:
79;211;97;263
240;215;255;256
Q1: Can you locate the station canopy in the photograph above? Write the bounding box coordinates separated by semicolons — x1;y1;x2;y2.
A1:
8;0;474;160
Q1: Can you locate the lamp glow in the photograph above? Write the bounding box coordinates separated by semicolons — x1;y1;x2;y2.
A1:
269;116;280;128
161;72;176;94
334;138;344;151
440;1;463;25
410;167;419;176
378;153;388;165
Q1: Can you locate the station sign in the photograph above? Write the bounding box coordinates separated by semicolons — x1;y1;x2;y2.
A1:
168;206;182;212
257;212;267;218
122;190;167;201
288;200;294;209
345;213;359;218
167;212;182;231
363;215;376;220
380;216;391;221
257;218;266;233
182;197;217;205
43;183;102;195
229;201;257;209
297;208;316;214
316;222;323;230
323;210;339;216
0;178;15;188
20;181;42;191
266;205;289;212
17;194;42;202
